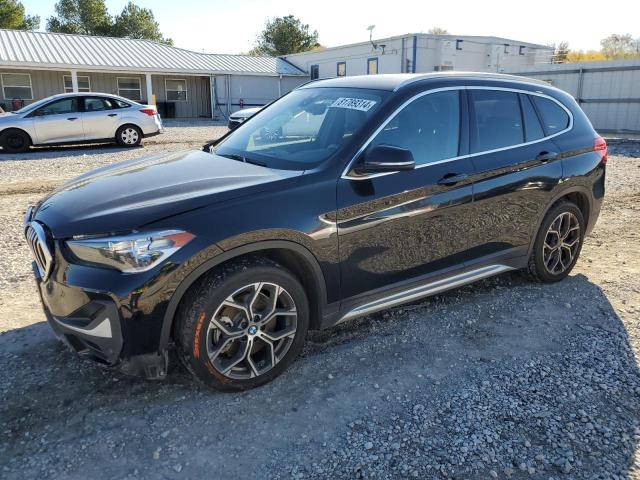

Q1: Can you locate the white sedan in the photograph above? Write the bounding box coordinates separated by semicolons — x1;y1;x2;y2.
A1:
0;92;163;153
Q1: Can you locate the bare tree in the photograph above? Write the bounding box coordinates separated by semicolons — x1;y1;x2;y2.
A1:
600;33;636;59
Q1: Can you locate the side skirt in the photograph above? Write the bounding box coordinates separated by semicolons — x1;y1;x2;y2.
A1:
335;264;515;325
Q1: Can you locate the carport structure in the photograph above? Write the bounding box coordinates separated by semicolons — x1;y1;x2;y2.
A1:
0;29;308;119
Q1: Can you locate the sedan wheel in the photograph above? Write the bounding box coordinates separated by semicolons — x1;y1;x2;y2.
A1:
116;125;142;147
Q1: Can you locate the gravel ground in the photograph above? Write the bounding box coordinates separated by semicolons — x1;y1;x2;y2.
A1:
0;127;639;479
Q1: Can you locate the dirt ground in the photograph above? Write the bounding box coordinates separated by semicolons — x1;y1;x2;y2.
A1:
0;129;639;479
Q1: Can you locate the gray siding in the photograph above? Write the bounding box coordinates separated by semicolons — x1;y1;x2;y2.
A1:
506;60;640;133
0;68;211;118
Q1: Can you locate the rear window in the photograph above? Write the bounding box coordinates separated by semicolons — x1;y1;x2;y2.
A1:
531;96;570;135
470;90;523;152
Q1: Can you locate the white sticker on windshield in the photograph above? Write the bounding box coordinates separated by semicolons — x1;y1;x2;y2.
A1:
330;97;377;112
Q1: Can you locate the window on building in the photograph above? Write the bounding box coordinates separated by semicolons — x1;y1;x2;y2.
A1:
310;65;319;80
165;79;187;101
63;75;91;93
469;90;524;152
519;94;544;142
503;44;509;54
531;95;570;135
367;58;378;75
368;90;460;165
336;62;346;77
456;39;463;50
519;46;526;55
117;77;142;101
1;73;33;100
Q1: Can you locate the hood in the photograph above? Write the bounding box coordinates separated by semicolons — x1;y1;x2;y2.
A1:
231;107;261;119
34;149;301;238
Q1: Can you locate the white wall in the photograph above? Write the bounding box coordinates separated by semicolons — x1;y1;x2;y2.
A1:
284;34;553;78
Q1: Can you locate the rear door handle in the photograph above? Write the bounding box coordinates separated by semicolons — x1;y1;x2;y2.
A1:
107;113;118;117
535;151;558;163
437;172;469;186
67;117;78;121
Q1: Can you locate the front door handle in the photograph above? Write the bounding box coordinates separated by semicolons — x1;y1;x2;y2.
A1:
107;113;118;117
437;172;469;186
67;117;79;121
535;151;558;163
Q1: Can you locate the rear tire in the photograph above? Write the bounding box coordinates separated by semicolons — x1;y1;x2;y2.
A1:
174;257;309;391
525;201;585;283
116;125;142;147
0;129;31;153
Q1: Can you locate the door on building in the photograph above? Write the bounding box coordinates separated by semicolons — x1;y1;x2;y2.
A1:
30;97;84;144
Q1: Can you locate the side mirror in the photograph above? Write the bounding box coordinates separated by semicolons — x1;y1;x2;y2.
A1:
355;144;415;174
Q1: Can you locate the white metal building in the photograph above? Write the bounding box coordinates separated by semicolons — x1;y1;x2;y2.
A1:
282;33;553;79
0;29;307;118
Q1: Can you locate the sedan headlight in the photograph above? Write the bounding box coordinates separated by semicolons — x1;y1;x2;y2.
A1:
66;230;194;273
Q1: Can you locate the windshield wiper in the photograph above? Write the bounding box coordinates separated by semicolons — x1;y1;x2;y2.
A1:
217;153;267;167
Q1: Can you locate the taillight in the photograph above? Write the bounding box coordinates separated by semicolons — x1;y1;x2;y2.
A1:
594;136;607;165
139;108;157;116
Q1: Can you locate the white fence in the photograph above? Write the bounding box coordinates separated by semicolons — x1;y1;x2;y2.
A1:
505;60;640;134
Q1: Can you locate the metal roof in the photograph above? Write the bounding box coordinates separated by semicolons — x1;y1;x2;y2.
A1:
0;29;306;76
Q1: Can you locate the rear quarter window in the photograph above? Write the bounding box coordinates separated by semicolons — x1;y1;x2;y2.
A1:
531;96;570;135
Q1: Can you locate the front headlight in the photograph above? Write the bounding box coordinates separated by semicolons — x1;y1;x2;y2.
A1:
66;229;195;273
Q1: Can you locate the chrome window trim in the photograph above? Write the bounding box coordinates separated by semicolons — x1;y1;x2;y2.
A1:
341;85;574;181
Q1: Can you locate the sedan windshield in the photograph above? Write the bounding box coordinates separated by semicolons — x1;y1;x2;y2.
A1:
215;87;388;170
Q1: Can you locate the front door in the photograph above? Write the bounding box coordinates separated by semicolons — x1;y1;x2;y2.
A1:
337;89;476;299
31;97;83;144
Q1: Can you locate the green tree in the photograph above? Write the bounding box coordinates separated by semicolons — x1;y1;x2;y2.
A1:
251;15;319;56
427;27;449;35
0;0;40;30
113;2;172;45
600;33;637;59
46;0;112;35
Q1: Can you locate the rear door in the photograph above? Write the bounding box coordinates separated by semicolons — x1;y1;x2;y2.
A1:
465;88;565;262
81;96;122;140
337;89;477;299
30;97;83;144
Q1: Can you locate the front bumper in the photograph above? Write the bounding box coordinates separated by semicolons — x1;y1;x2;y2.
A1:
33;261;168;379
34;262;123;365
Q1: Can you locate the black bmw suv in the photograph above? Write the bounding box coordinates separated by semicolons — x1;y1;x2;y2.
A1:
25;73;606;391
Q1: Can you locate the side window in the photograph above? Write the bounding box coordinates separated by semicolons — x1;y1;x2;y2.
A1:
520;94;544;142
34;98;79;116
84;97;114;112
469;90;523;152
368;90;460;166
531;96;570;135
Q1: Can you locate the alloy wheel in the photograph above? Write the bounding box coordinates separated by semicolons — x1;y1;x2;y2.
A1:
543;211;581;275
206;282;298;379
121;127;139;145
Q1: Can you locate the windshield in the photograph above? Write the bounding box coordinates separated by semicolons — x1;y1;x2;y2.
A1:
215;87;388;170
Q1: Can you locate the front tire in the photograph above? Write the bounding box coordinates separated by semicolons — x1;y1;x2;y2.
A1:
175;257;309;391
0;129;31;153
116;125;142;147
526;201;585;282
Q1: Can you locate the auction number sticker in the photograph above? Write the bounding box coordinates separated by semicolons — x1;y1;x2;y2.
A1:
330;97;377;112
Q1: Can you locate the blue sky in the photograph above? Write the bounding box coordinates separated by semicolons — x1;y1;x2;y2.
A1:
25;0;639;54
